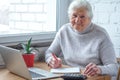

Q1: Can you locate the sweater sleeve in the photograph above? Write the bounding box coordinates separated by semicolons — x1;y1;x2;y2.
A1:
98;33;118;76
45;31;61;63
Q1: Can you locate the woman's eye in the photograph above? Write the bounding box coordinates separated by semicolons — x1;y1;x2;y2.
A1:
73;15;77;18
80;16;85;18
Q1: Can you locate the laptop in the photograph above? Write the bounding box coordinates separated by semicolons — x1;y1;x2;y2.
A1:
0;45;60;80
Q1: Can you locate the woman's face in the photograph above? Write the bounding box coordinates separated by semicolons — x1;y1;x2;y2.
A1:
70;8;91;32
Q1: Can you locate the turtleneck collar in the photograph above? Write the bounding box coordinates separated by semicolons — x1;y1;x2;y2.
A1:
71;22;93;34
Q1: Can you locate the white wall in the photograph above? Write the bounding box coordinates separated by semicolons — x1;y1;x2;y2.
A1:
85;0;120;57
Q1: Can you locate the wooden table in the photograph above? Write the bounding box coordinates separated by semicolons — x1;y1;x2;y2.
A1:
0;62;111;80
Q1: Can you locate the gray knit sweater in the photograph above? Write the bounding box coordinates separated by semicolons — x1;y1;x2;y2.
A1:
45;23;118;79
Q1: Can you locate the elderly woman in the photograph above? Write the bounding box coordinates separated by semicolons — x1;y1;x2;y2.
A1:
45;0;118;79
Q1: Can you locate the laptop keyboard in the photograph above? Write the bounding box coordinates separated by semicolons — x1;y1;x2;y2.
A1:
29;67;57;76
28;67;60;79
29;70;45;78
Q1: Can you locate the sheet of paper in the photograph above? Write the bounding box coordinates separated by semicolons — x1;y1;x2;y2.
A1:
50;67;80;73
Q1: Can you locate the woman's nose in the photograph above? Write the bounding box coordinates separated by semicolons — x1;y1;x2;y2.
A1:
75;17;81;23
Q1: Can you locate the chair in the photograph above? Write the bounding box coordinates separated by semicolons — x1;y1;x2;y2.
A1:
117;58;120;80
117;67;120;80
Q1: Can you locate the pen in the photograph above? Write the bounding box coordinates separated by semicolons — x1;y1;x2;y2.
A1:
52;53;58;61
52;53;62;68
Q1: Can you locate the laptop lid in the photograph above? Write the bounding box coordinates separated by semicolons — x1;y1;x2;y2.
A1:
0;45;60;80
0;45;32;79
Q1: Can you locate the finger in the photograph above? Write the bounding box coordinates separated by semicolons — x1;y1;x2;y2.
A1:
84;67;93;74
48;61;54;68
57;58;62;67
84;63;97;75
84;63;94;74
49;62;57;68
51;58;56;63
88;70;96;76
47;58;53;68
52;58;62;68
52;58;61;65
50;58;62;68
52;53;58;62
48;58;56;68
86;63;93;69
86;64;98;76
87;67;98;76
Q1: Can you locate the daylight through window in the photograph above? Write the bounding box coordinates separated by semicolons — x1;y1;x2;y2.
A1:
0;0;56;35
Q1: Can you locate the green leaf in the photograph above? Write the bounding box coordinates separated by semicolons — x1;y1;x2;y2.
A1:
20;37;33;54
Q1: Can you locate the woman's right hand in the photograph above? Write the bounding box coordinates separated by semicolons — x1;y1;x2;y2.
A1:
48;53;62;68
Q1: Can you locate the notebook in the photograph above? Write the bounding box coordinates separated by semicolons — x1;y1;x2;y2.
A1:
51;67;80;73
0;45;60;80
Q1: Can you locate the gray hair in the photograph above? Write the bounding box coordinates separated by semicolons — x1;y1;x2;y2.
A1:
68;0;93;20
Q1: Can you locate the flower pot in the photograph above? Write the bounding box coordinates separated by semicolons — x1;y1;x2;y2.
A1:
22;54;34;67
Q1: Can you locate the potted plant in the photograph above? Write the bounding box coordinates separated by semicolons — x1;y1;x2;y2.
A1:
20;38;35;67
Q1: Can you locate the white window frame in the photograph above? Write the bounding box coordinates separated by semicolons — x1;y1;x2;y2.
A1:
0;0;70;46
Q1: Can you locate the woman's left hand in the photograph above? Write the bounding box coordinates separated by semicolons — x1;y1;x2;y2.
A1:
83;63;101;76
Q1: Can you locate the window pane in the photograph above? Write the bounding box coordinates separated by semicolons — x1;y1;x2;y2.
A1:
0;0;56;35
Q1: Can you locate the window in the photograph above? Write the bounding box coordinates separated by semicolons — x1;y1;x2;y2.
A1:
9;0;56;34
0;0;70;46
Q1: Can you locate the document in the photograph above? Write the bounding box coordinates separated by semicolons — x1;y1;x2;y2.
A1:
50;67;80;73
